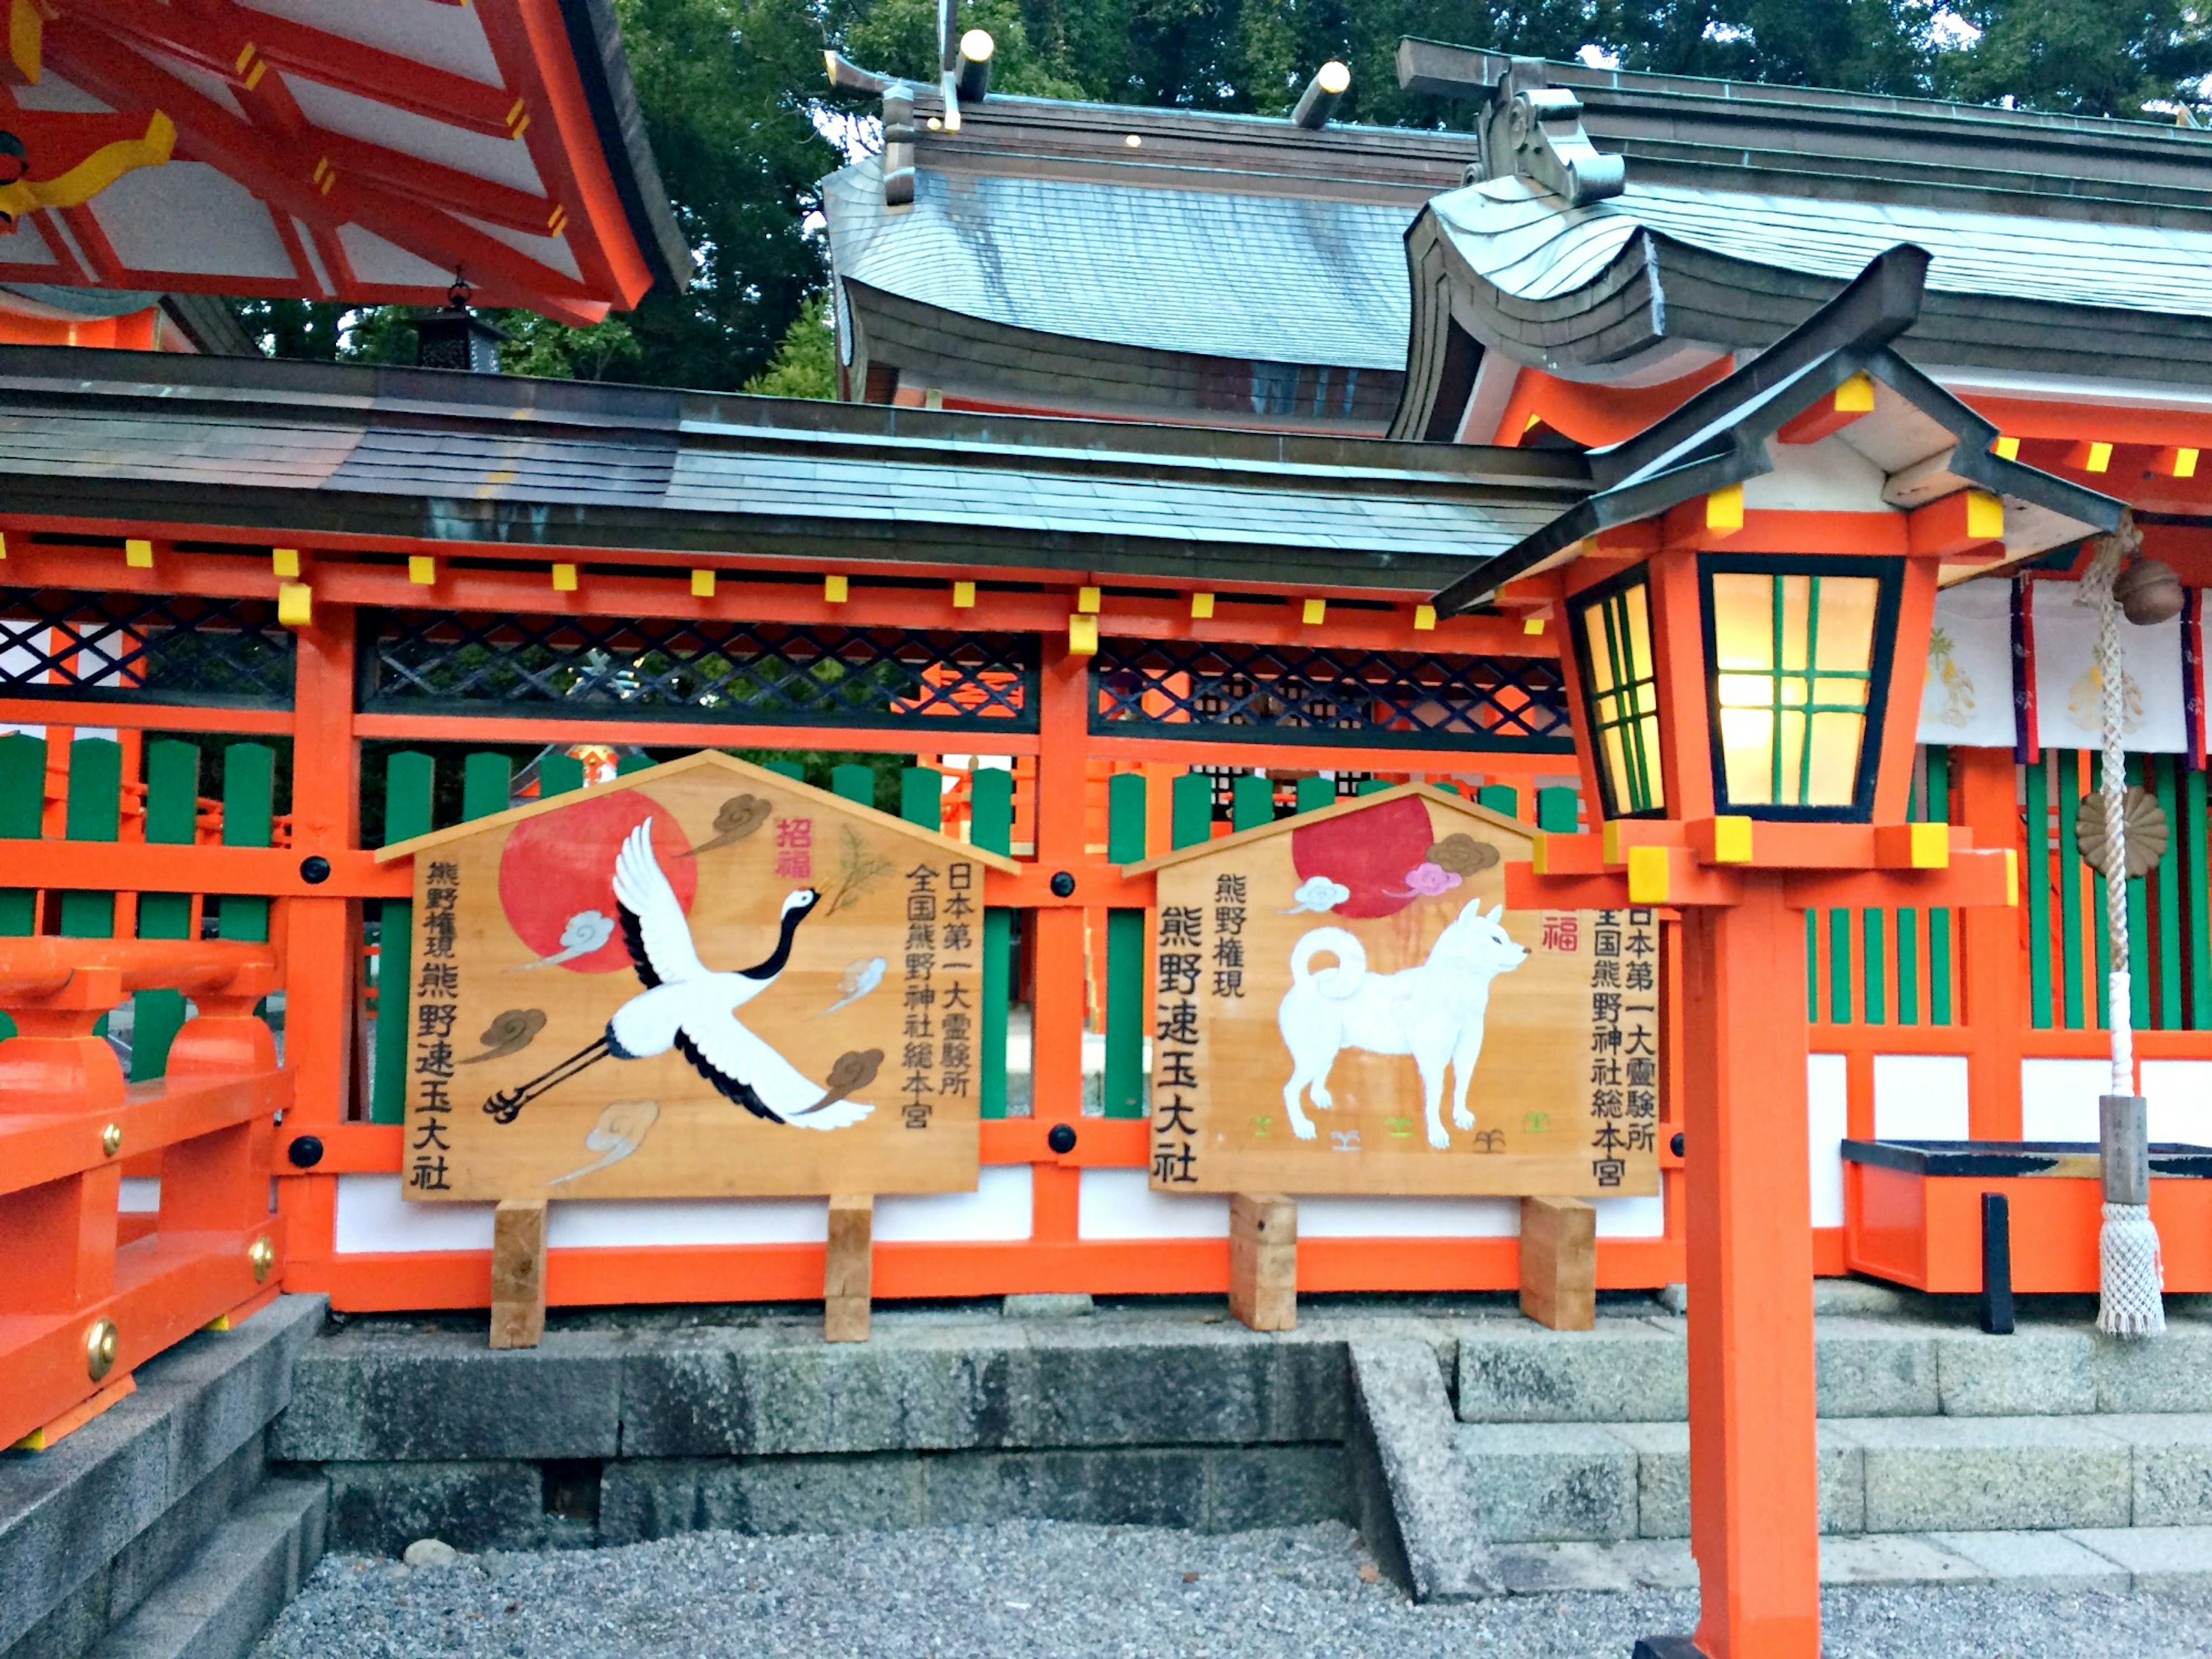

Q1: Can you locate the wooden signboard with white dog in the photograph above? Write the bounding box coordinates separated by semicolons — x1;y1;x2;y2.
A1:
377;751;1012;1207
1127;785;1661;1200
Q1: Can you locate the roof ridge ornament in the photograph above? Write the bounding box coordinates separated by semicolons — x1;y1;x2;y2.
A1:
1488;61;1622;206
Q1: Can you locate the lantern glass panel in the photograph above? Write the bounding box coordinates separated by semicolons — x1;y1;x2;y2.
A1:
1709;568;1881;812
1574;573;1664;816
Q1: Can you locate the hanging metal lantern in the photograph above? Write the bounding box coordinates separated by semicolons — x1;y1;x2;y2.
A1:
2076;786;2171;880
2116;557;2185;626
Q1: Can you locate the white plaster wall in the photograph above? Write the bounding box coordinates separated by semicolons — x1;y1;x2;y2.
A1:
2141;1060;2212;1146
2020;1058;2109;1142
1808;1052;1848;1228
334;1166;1035;1253
1872;1054;1971;1141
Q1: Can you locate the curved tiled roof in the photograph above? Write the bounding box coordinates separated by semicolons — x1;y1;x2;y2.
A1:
1431;176;2212;319
824;157;1416;370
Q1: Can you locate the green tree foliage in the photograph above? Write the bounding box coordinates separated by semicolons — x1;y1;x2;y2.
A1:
743;291;838;398
1940;1;2209;117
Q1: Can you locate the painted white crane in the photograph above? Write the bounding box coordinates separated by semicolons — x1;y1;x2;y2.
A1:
483;820;875;1130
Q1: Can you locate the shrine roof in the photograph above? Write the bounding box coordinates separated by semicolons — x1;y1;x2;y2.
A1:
1413;172;2212;387
0;346;1586;592
0;1;688;325
825;151;1416;372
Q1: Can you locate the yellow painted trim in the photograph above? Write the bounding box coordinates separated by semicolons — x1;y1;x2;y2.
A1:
1067;613;1099;656
124;539;153;569
408;555;436;585
11;0;41;85
952;579;976;609
1706;484;1745;532
1190;592;1215;620
1993;435;2020;461
0;530;9;559
2004;847;2019;908
1302;597;1326;626
244;59;267;92
1626;844;1671;906
1413;603;1437;631
2085;441;2113;474
551;563;578;593
1964;490;2004;540
2176;448;2201;480
271;548;300;579
21;112;176;218
1835;373;1876;414
823;574;849;604
276;582;313;628
690;569;715;599
1601;820;1623;866
1531;834;1550;877
1711;816;1753;865
1908;822;1950;869
1077;585;1101;614
1522;615;1546;636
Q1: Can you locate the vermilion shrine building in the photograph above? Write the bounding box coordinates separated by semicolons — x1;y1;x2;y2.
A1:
5;20;2212;1645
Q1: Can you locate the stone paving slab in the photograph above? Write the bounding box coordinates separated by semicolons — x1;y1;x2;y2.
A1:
1817;1535;1988;1586
1490;1541;1634;1593
1926;1529;2130;1585
1604;1421;1865;1537
2066;1525;2212;1590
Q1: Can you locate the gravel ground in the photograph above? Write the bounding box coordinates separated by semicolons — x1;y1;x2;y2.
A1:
253;1521;2212;1659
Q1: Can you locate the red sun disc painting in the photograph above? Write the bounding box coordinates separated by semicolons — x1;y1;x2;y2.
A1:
1287;794;1437;919
497;791;697;973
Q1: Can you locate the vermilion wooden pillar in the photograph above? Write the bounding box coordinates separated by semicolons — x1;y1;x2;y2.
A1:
1681;878;1820;1659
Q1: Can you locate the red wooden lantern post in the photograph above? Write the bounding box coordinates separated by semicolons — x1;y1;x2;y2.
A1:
1432;249;2122;1658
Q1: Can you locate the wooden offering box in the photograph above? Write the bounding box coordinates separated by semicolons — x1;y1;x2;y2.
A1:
1843;1139;2212;1294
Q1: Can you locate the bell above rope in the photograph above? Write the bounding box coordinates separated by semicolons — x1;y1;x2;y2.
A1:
2116;555;2184;627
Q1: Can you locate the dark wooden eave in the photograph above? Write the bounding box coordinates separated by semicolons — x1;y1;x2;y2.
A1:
0;346;1588;596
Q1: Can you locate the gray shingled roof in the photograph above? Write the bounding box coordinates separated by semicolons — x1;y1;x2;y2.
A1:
1432;176;2212;319
824;156;1415;370
0;347;1585;589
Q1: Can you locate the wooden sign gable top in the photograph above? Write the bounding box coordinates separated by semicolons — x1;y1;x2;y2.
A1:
1120;783;1533;877
376;749;1020;873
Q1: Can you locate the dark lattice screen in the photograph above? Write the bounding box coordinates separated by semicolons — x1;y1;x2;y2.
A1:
0;589;294;706
361;610;1037;730
1091;638;1571;750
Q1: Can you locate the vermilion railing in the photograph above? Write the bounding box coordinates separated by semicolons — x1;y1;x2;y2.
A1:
0;937;289;1450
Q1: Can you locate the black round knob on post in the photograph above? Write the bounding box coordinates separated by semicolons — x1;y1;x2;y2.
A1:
299;855;332;885
1670;1132;1685;1158
1047;1123;1077;1155
1049;870;1076;898
287;1135;325;1169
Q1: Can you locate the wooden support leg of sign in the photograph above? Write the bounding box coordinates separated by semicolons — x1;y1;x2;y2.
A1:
1518;1196;1596;1331
825;1194;874;1343
1228;1193;1297;1332
490;1199;547;1350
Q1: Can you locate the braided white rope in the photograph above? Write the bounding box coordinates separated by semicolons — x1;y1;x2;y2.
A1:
2087;531;2165;1339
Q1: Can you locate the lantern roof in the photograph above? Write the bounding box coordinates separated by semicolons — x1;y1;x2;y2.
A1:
1430;246;2128;615
0;0;688;325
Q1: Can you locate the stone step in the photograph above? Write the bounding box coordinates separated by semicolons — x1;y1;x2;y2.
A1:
1498;1525;2212;1594
1455;1412;2212;1544
89;1475;326;1659
1455;1311;2212;1425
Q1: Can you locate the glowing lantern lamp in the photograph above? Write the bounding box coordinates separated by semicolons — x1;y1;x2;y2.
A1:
1435;247;2126;1659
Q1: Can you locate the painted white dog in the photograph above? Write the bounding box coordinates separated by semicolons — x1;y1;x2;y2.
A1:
1278;900;1529;1149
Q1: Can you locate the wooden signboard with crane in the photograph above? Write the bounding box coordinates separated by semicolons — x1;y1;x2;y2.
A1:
377;751;1010;1344
1124;785;1660;1330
